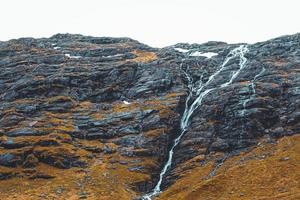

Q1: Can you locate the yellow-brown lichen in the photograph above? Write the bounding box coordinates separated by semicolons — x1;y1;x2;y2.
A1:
144;128;166;138
164;92;185;99
130;50;157;63
37;112;75;134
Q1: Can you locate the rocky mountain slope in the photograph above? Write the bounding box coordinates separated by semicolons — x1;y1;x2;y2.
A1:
0;33;299;200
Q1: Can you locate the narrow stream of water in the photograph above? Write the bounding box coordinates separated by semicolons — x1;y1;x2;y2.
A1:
142;45;249;200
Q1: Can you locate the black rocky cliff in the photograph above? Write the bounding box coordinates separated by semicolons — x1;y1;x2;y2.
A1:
0;33;299;199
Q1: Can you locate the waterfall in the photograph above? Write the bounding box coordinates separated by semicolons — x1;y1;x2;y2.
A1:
141;45;249;200
241;66;266;116
240;66;266;145
252;67;266;94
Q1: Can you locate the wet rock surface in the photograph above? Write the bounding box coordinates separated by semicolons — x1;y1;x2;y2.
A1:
0;33;299;199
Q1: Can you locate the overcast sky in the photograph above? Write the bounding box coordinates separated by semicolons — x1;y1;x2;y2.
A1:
1;0;300;47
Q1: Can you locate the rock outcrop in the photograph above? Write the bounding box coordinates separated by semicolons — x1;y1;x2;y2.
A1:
0;33;299;199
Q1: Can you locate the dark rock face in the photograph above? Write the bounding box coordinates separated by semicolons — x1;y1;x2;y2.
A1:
0;33;299;195
162;35;300;188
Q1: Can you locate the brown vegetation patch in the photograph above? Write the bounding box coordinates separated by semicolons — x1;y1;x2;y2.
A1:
130;50;157;63
158;134;300;200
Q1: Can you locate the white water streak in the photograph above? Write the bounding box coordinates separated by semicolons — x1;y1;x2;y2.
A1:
142;45;249;200
65;54;82;59
241;66;266;116
252;67;266;94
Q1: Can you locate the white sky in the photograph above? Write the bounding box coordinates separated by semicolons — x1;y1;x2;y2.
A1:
1;0;300;47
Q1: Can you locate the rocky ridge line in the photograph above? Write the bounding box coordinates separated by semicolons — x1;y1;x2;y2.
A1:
0;33;299;199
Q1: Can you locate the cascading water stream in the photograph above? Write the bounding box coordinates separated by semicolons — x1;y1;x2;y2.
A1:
142;45;249;200
252;67;266;94
241;66;266;116
241;66;266;139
